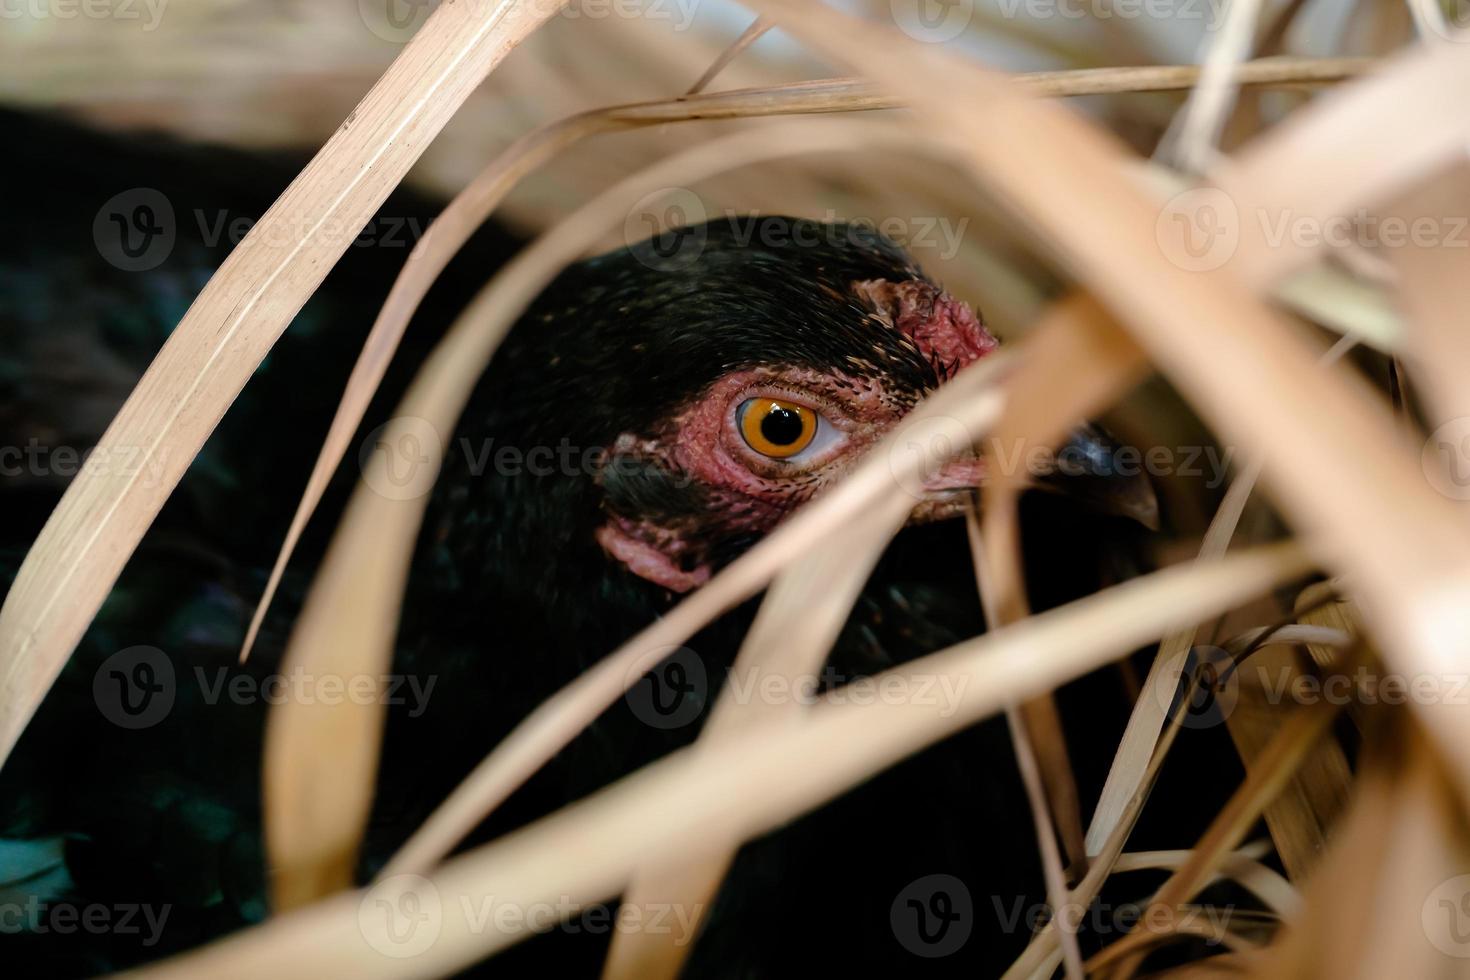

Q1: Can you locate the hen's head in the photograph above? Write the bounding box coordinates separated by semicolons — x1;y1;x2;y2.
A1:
441;216;1143;600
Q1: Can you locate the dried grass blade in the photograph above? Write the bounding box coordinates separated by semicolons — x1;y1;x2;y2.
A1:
1095;689;1348;977
125;543;1312;980
602;490;914;979
0;0;567;767
245;56;1375;655
685;16;775;95
270;119;977;898
724;11;1470;810
970;509;1085;980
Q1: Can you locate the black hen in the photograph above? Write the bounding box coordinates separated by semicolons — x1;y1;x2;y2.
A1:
1;112;1164;978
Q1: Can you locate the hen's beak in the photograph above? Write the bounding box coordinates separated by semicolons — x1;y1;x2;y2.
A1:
911;422;1160;530
1030;422;1161;530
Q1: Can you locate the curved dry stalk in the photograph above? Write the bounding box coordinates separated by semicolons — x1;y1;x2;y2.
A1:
1157;0;1263;173
1112;844;1299;917
685;16;775;95
1088;916;1261;971
1008;707;1295;979
382;348;1014;878
1099;685;1350;978
385;292;1146;879
742;0;1470;803
1221;45;1470;288
1384;168;1470;436
604;293;1146;979
1087;332;1357;855
970;509;1086;980
266;117;972;906
1221;624;1353;656
241;56;1372;659
977;293;1152;874
602;489;915;979
237;113;625;661
0;0;569;767
124;542;1313;980
967;295;1152;976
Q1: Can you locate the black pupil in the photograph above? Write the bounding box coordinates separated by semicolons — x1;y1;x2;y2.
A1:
760;405;805;447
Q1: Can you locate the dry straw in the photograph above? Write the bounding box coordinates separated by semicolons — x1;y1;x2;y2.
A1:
2;1;1469;977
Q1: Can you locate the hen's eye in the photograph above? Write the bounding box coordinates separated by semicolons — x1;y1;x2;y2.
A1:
739;397;818;459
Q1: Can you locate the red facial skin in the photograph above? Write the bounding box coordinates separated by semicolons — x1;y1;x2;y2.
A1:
852;278;998;378
595;278;998;593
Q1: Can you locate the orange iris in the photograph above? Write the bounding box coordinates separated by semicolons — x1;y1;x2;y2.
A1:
739;397;817;459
